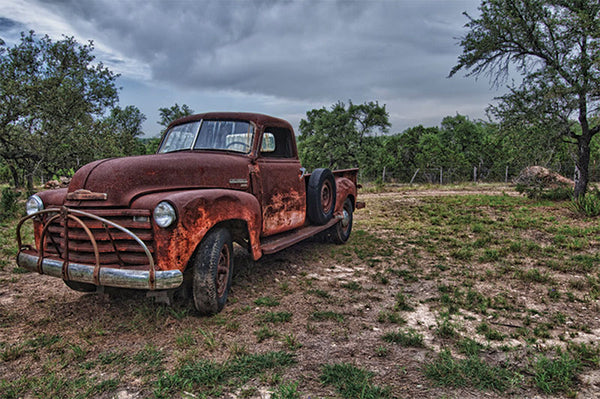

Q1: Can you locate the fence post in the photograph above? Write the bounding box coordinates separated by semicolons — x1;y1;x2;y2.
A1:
410;168;420;184
473;166;477;183
382;166;386;183
505;165;509;183
439;168;443;185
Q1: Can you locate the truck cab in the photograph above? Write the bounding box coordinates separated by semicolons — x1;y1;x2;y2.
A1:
17;112;361;314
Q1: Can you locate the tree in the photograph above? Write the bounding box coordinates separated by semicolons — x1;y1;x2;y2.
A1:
298;101;390;171
157;103;194;130
93;106;146;158
450;0;600;198
0;31;119;189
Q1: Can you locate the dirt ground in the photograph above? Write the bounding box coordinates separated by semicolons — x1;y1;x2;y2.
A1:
1;184;599;398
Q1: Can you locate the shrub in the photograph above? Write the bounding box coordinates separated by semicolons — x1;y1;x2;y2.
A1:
0;187;21;220
570;187;600;217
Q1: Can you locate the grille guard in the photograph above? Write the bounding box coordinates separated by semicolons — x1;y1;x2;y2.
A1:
16;207;182;290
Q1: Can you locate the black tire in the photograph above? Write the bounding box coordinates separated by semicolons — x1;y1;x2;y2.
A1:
64;280;97;293
330;197;353;244
191;227;233;315
307;168;336;225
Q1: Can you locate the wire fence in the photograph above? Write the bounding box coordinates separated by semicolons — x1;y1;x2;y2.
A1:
359;164;600;185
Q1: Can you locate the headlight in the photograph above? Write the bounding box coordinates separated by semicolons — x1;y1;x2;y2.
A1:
26;195;44;215
153;201;177;228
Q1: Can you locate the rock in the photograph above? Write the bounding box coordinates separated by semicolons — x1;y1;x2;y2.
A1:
514;166;573;188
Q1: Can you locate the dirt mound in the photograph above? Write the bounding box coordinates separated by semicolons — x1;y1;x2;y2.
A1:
514;166;573;188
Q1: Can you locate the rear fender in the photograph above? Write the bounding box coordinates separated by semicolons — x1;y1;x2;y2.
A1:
132;189;262;272
333;175;358;213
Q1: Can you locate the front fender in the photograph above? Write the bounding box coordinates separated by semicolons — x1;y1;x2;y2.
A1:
132;189;262;272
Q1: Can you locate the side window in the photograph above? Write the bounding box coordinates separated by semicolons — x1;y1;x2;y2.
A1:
260;127;293;158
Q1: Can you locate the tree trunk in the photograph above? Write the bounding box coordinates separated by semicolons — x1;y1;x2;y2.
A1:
574;134;591;199
8;164;20;189
26;173;34;194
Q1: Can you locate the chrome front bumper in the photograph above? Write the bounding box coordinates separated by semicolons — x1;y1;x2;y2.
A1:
17;251;183;290
16;206;183;291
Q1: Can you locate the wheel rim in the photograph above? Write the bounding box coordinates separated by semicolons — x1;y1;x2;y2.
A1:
340;201;352;235
216;244;230;298
341;208;350;228
321;180;333;213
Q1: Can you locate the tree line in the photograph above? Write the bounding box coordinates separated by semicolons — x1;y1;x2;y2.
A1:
297;101;594;184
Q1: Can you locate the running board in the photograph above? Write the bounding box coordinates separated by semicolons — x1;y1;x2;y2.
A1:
260;216;340;255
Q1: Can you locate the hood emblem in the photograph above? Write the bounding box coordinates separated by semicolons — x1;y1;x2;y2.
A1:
66;189;108;201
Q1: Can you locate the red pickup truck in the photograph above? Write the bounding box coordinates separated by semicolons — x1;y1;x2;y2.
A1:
17;112;362;314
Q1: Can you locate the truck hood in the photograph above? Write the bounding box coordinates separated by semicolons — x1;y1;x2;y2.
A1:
65;152;252;207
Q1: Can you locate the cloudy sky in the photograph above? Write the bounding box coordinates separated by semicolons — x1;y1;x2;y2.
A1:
1;0;501;137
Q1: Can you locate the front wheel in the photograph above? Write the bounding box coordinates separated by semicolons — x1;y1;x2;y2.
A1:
191;228;233;315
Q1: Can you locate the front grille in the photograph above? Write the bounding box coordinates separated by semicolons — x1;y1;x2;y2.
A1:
43;208;154;268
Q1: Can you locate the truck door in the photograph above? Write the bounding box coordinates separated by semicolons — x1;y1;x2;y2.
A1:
255;126;306;236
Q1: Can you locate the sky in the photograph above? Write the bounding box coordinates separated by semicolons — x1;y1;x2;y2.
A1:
0;0;502;138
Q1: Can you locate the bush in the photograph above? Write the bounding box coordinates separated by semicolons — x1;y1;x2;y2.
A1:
0;187;21;220
570;187;600;217
516;182;573;200
514;166;573;200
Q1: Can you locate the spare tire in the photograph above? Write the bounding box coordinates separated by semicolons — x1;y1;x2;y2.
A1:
307;168;336;225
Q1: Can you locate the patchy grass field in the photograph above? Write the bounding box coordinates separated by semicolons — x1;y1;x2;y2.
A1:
1;184;600;398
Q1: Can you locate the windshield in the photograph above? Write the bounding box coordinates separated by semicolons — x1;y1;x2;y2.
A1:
158;120;254;154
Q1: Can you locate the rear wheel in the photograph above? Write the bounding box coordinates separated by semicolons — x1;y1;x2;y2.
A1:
330;197;353;244
191;228;233;315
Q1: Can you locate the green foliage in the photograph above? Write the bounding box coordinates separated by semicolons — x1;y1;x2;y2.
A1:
382;328;424;347
516;181;573;201
452;0;600;197
320;363;391;399
92;105;147;158
424;350;516;392
570;187;600;216
157;103;194;130
0;187;20;220
0;31;120;189
258;311;292;324
298;100;390;172
154;351;295;398
310;311;344;323
254;296;281;307
271;381;301;399
534;352;580;394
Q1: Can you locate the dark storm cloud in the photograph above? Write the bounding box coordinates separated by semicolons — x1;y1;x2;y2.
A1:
0;16;26;33
36;0;480;104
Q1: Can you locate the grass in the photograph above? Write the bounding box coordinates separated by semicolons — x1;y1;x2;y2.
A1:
310;310;344;323
258;311;293;324
382;328;425;347
424;350;517;392
534;352;580;394
4;185;600;397
154;351;295;398
320;362;390;399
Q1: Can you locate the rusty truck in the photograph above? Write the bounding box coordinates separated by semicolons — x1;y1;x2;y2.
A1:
16;112;363;314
